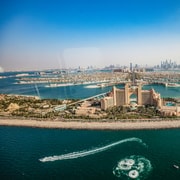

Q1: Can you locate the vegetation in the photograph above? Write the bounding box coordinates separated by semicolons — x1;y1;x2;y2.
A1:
0;94;74;119
105;105;161;119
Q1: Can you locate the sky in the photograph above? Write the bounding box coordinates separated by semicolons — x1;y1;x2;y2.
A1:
0;0;180;71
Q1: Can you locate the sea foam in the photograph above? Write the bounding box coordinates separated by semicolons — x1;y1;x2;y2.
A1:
39;137;145;162
113;155;153;179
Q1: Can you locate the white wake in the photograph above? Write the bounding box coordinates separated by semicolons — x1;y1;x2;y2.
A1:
39;137;146;162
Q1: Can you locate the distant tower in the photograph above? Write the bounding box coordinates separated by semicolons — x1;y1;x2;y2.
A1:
130;62;133;72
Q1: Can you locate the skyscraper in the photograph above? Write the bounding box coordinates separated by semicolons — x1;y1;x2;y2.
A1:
130;62;133;72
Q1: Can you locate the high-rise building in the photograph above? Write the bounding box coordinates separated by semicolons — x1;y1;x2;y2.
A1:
130;63;133;72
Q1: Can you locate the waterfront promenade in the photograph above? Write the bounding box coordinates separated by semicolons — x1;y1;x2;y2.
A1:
0;118;180;130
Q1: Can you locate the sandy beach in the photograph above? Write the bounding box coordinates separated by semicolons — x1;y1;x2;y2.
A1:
0;118;180;130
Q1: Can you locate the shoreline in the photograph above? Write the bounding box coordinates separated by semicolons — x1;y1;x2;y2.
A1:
0;118;180;130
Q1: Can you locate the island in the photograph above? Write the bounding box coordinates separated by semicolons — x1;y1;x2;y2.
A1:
0;86;179;130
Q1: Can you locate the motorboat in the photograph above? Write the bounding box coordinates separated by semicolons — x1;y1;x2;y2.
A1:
173;165;179;169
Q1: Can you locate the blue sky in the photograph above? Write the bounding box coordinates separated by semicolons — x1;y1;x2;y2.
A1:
0;0;180;71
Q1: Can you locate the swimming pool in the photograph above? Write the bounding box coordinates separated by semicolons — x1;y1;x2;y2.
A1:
165;102;176;106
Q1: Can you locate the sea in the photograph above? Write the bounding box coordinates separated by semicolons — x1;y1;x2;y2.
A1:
0;71;180;180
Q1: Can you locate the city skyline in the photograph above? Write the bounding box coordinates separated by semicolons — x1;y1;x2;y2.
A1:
0;0;180;71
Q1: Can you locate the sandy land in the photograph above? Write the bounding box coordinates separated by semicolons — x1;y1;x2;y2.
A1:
0;118;180;130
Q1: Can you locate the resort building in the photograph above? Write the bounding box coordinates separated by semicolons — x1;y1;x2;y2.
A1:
160;104;180;117
101;83;162;110
101;83;180;117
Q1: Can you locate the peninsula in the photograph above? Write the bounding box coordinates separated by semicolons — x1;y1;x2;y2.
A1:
0;93;179;130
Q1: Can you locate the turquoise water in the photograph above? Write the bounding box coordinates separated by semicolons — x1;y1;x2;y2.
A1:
0;72;179;99
1;127;180;179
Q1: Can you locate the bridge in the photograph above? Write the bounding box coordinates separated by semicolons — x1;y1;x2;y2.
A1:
67;92;109;107
53;92;109;111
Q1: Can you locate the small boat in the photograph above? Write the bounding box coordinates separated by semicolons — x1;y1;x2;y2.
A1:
97;83;106;88
173;165;179;169
165;83;180;88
